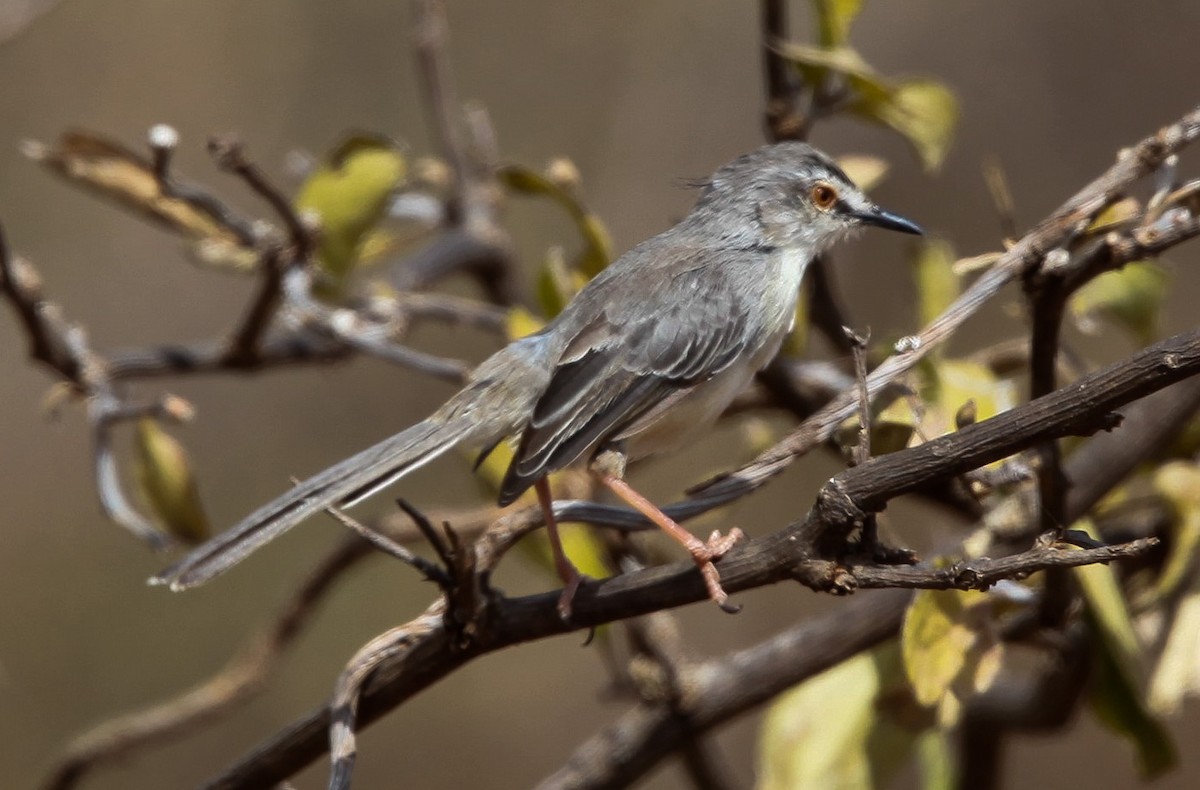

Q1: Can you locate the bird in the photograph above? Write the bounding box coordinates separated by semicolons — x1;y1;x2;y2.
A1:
153;141;922;616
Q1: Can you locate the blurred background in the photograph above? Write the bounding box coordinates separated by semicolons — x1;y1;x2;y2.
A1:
2;1;1200;788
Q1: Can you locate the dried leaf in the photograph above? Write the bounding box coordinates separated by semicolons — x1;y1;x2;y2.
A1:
134;418;209;544
24;130;258;273
294;134;406;293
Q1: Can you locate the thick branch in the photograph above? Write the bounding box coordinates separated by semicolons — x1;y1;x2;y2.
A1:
198;324;1198;788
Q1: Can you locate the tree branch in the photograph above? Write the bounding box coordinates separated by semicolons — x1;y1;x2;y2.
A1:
197;322;1199;788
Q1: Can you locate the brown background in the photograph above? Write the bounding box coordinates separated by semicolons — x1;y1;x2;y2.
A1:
2;1;1200;788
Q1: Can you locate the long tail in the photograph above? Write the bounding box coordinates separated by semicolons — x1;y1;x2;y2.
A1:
153;401;499;591
153;335;553;591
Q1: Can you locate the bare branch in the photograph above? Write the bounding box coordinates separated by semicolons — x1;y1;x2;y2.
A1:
196;321;1199;787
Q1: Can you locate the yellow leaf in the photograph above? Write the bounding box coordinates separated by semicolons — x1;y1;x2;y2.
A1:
1148;573;1200;715
773;41;876;82
918;358;1018;440
836;154;889;193
134;418;209;544
294;134;406;294
24;130;258;273
1151;462;1200;600
852;78;959;172
1070;261;1169;345
781;281;810;357
498;163;613;277
535;247;579;318
901;589;1003;727
812;0;864;48
758;643;927;790
912;239;960;329
505;306;546;342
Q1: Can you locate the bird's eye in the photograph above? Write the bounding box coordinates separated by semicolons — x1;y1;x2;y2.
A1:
810;182;838;211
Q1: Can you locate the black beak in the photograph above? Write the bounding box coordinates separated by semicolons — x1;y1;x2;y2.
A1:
851;205;924;236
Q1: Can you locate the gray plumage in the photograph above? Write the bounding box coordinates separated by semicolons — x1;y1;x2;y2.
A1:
155;142;920;591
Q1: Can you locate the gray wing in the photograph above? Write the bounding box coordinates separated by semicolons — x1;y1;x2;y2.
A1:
497;260;752;504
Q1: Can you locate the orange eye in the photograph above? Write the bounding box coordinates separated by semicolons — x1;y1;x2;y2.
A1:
811;182;838;211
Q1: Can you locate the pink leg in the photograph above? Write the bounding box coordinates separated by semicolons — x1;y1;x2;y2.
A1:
595;472;743;613
535;477;585;620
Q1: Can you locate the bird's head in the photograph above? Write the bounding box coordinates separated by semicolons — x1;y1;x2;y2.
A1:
690;141;923;251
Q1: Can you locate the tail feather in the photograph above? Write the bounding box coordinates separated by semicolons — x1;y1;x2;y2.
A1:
152;415;477;591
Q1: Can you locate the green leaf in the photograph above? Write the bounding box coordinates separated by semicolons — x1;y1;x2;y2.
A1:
758;642;928;790
1089;626;1178;778
294;134;406;294
535;246;586;318
1075;520;1178;778
134;418;209;544
912;239;960;329
1070;261;1169;345
497;163;613;277
812;0;864;48
850;77;958;172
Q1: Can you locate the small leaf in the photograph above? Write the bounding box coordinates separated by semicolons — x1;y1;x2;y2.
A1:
915;728;956;790
901;589;1004;727
772;41;876;82
1150;462;1200;600
1070;261;1169;345
919;358;1019;440
912;239;960;329
1089;624;1179;778
812;0;864;48
505;306;546;342
294;134;406;294
1148;574;1200;715
535;247;583;318
24;130;258;273
134;418;209;544
837;154;889;193
851;78;959;172
758;642;928;790
498;163;613;277
781;281;811;357
1074;520;1178;778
